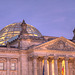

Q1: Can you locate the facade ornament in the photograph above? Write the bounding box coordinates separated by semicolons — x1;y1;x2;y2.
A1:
48;57;53;62
38;57;43;61
33;55;38;59
20;20;28;35
54;56;58;60
64;57;69;61
44;56;48;60
46;40;75;51
58;58;63;62
0;58;6;62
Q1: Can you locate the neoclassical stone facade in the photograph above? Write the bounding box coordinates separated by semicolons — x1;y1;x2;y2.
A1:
0;20;75;75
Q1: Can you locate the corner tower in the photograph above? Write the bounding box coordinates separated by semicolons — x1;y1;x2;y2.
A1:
72;28;75;40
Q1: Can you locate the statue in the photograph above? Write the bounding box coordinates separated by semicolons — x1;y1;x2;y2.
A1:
20;20;28;35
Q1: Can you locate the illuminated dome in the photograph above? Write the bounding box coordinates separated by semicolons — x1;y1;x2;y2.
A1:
0;23;42;45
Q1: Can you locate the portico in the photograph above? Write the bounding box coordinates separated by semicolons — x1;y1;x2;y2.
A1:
28;54;75;75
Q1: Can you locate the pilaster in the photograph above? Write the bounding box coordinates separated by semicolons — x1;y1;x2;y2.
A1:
20;52;28;75
7;58;10;75
28;57;33;75
18;57;21;75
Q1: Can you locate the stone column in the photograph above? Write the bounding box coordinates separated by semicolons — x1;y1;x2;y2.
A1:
38;57;43;75
69;62;73;75
28;57;33;75
7;58;10;75
33;56;38;75
44;56;48;75
65;57;69;75
48;58;52;75
58;59;62;75
54;57;58;75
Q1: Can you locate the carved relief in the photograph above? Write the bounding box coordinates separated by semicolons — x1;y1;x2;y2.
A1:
10;58;17;63
46;40;75;51
0;58;6;62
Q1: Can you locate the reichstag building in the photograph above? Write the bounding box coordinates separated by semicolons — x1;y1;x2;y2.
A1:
0;20;75;75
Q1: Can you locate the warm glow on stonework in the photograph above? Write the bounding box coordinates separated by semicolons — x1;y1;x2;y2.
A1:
52;60;54;75
62;60;65;75
47;60;49;75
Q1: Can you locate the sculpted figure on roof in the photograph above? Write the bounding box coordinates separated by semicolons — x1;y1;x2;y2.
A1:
20;20;28;35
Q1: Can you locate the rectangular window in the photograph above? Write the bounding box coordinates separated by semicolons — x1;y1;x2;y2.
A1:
0;63;4;70
11;63;16;70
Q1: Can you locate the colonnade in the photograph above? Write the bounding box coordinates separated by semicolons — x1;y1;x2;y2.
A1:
28;56;75;75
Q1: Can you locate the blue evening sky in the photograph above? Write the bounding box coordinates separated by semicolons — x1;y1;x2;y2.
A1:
0;0;75;39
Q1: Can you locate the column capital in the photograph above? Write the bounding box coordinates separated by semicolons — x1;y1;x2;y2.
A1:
54;56;58;60
48;58;53;62
44;56;48;60
38;57;43;61
33;55;38;59
64;57;69;61
58;58;63;62
28;57;33;61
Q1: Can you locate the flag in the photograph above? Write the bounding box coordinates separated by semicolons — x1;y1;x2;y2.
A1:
62;66;64;75
43;65;44;75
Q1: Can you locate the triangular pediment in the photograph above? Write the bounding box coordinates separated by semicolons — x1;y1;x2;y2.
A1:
33;37;75;51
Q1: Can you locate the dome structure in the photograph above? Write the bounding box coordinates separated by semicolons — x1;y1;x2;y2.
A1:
0;23;42;45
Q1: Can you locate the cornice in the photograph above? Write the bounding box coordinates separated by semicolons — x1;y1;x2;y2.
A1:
33;37;75;50
0;47;19;53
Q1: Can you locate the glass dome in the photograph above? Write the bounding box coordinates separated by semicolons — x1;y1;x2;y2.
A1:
0;23;42;45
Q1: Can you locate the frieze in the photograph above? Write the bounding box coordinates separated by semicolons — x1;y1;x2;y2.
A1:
0;49;19;53
68;55;74;57
57;54;66;57
48;54;54;56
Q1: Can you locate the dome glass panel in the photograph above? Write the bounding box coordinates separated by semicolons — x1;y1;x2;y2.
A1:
0;23;42;45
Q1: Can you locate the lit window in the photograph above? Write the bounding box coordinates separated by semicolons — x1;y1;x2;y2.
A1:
0;63;4;70
11;63;16;70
